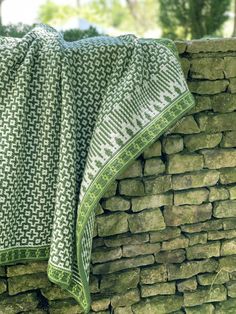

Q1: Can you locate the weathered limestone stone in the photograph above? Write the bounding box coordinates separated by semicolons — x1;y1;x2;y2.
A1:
90;275;100;293
184;285;227;307
95;203;104;216
198;271;229;286
119;179;144;196
209;186;229;202
181;219;222;233
144;158;165;176
214;298;236;313
186;241;220;260
144;175;172;194
190;58;224;80
141;282;176;297
140;264;167;284
195;111;236;132
200;148;236;169
114;306;133;314
150;227;181;243
7;261;48;277
91;297;110;312
212;93;236;113
185;303;215;314
227;185;236;199
168;259;218;281
131;193;173;212
174;188;209;205
0;279;6;294
100;269;140;293
186;232;207;246
101;196;130;212
224;56;236;78
128;208;166;233
111;289;140;307
169;115;200;134
167;153;203;174
122;243;160;257
187;96;211;114
25;310;47;314
132;295;183;314
219;167;236;184
0;267;5;276
92;255;154;275
184;132;222;152
176;41;187;54
48;299;84;314
180;58;190;78
155;249;185;264
188;80;228;95
226;281;236;297
91;246;122;264
102;181;117;198
163;203;212;226
221;238;236;256
93;220;98;237
143;140;162;159
8;273;51;295
162;135;183;154
0;292;39;314
218;256;236;272
228;77;236;93
41;285;71;300
97;212;129;237
220;131;236;147
177;277;197;292
186;38;236;53
104;232;149;247
93;237;105;248
117;160;142;179
208;229;236;240
213;200;236;218
223;218;236;230
162;236;189;251
172;169;219;190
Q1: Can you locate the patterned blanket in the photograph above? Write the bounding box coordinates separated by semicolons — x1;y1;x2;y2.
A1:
0;24;195;312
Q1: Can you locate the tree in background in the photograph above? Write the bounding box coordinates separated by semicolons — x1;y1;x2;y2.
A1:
159;0;231;39
0;0;4;26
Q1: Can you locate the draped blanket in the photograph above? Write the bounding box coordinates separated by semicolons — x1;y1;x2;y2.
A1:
0;24;195;312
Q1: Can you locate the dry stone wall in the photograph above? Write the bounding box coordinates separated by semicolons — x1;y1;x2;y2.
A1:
1;38;236;313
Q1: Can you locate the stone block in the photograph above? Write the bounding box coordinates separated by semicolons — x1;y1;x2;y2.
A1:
221;238;236;256
100;269;140;293
7;261;48;277
91;247;122;264
197;271;229;286
185;303;215;314
184;285;227;307
167;152;203;174
184;132;222;152
0;279;6;294
122;242;160;258
177;277;197;292
101;196;130;212
219;167;236;184
208;229;236;240
172;169;219;190
186;38;236;53
220;131;236;147
227;185;236;199
181;219;222;233
223;218;236;230
143;140;162;158
141;282;176;297
163;203;212;226
214;298;236;313
208;186;229;202
0;292;39;314
144;175;172;194
111;289;140;308
186;232;207;246
188;80;228;95
195;111;236;132
200;148;236;169
128;208;166;233
213;200;236;218
91;297;110;312
187;95;211;114
180;58;190;78
168;259;218;281
155;249;185;264
176;41;187;54
144;158;165;176
169;115;200;134
97;212;129;237
212;93;236;112
228;77;236;93
131;193;173;212
117;160;142;179
41;285;71;300
114;306;133;314
161;236;189;251
217;256;236;272
226;281;236;297
224;56;236;78
48;299;84;314
186;241;220;260
119;179;144;196
174;188;209;205
92;255;154;274
162;135;183;154
102;181;117;198
140;264;167;284
149;227;181;243
104;232;149;248
190;58;224;80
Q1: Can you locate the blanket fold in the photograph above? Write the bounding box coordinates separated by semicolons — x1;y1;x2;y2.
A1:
0;24;195;313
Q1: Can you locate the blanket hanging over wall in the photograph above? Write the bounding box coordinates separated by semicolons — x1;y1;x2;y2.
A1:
0;24;195;313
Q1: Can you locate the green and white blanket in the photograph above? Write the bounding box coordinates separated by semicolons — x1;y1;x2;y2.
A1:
0;24;195;312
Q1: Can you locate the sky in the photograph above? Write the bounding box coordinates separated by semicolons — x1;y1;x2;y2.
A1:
2;0;78;25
